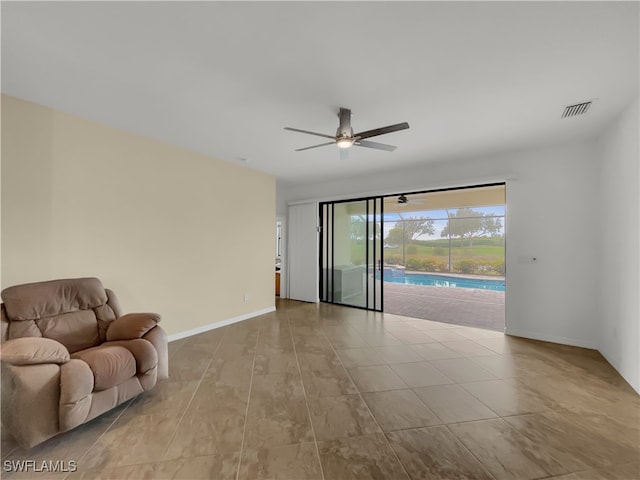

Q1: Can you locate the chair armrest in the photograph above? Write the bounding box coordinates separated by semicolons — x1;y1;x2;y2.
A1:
106;313;161;341
1;361;62;449
142;325;169;381
0;337;70;365
59;359;95;432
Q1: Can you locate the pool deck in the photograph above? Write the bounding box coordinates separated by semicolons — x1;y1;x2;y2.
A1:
383;282;505;331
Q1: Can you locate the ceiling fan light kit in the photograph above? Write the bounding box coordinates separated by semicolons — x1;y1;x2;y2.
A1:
336;137;354;149
285;107;409;153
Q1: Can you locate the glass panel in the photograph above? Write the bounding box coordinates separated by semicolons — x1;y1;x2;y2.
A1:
444;206;505;276
319;197;385;312
382;202;505;276
367;199;375;309
374;197;383;310
320;204;325;302
381;185;506;332
319;203;333;302
320;186;504;323
326;201;368;308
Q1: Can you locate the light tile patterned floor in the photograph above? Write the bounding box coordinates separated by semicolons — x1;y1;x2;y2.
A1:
2;300;638;479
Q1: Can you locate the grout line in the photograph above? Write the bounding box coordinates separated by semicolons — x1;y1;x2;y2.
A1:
168;337;188;360
0;442;19;462
323;324;412;480
287;300;632;478
159;326;229;460
235;321;262;480
159;357;213;460
71;396;137;476
442;422;500;480
352;310;504;475
287;308;327;480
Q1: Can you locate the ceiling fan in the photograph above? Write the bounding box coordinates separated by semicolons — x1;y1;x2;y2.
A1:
397;194;425;206
284;108;409;156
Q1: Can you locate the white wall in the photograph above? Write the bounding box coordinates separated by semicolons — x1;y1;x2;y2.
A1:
287;202;318;303
2;95;276;337
597;97;639;392
279;140;602;349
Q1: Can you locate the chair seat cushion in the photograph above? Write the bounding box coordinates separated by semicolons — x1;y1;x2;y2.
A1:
72;345;136;391
102;339;158;374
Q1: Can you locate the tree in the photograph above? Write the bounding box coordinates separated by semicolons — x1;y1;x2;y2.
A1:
351;216;383;241
385;226;404;246
350;216;366;241
440;208;480;247
479;216;503;238
405;216;436;241
385;216;435;244
440;208;501;247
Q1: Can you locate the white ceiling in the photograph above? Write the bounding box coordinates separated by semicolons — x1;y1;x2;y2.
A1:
2;2;638;184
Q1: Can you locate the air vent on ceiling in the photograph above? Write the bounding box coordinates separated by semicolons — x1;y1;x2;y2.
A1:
562;101;592;118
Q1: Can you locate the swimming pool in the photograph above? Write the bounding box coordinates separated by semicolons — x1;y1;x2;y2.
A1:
384;273;505;291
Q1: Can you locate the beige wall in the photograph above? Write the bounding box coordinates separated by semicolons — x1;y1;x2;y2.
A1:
1;95;276;337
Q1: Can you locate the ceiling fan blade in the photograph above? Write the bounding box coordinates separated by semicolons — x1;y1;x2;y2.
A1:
354;122;410;140
284;127;335;140
355;139;397;151
295;141;335;152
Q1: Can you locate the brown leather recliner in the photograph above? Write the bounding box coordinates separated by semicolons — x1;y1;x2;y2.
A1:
0;277;168;449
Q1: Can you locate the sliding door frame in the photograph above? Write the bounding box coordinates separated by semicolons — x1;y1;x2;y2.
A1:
319;196;384;312
319;181;506;313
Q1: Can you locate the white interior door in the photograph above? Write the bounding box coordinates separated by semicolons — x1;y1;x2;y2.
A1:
288;202;319;302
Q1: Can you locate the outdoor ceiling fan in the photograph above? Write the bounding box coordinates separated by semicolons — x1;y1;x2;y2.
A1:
397;194;425;206
284;108;409;157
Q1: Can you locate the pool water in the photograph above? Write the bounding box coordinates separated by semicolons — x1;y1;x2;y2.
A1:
384;273;505;291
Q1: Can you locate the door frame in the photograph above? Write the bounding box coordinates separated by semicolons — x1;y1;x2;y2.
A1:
319;196;384;312
318;182;506;315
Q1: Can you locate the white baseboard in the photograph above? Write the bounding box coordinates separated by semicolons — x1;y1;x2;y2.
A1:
504;327;596;350
599;348;640;394
167;306;276;342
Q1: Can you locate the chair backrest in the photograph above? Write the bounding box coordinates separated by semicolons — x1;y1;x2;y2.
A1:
1;278;119;353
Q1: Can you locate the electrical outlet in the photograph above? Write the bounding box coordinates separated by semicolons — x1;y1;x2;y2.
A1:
517;255;538;264
243;293;249;302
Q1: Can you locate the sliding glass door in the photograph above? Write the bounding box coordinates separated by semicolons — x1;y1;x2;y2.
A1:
319;184;505;330
320;197;383;311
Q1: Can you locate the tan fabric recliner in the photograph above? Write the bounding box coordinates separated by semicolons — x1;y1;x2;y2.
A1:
0;277;168;449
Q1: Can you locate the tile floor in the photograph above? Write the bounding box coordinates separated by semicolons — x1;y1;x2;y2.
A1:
1;299;638;480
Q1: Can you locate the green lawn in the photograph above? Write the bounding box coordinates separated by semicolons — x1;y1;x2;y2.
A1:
385;244;504;258
351;244;504;260
349;241;505;275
